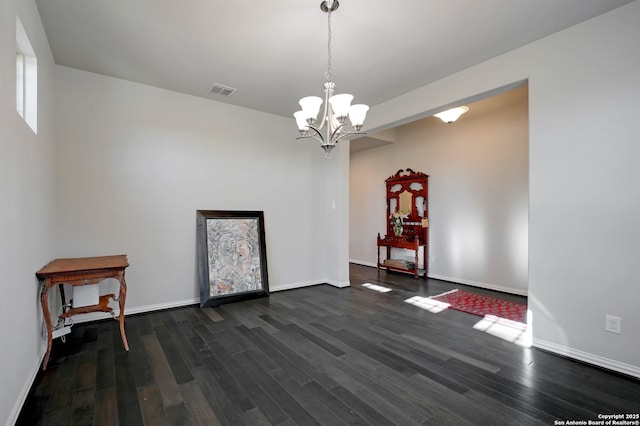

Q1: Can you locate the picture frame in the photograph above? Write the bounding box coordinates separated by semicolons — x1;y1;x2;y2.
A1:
196;210;269;308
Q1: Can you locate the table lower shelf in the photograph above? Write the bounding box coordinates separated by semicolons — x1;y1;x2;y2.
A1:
59;294;115;318
376;233;428;280
377;263;427;278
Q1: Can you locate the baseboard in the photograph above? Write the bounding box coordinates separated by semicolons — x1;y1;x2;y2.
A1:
533;338;640;379
325;278;350;288
349;259;377;268
427;273;528;296
271;279;326;292
65;297;200;324
272;279;350;291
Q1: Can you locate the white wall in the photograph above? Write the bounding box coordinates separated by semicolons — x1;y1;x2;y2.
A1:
53;65;345;311
0;1;56;424
364;1;640;377
321;142;351;287
351;85;529;295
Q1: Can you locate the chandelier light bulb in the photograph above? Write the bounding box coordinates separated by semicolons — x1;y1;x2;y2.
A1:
348;104;369;129
299;96;323;124
328;93;353;122
294;111;309;133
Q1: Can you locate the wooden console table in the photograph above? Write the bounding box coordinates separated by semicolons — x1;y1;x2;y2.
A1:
377;233;427;279
378;169;429;279
36;255;130;369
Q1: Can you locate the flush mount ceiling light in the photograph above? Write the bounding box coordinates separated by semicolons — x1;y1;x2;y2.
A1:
293;0;369;158
434;106;469;123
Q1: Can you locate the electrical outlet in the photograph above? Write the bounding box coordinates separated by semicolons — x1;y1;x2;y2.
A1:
605;315;622;334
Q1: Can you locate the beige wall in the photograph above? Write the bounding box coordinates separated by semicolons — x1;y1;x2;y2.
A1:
350;85;529;294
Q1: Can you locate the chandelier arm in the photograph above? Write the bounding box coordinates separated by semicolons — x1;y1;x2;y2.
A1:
329;123;347;141
296;134;325;144
308;124;325;141
333;130;366;144
298;125;325;143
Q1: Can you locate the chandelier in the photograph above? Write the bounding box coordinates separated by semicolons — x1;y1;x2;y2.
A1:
294;0;369;157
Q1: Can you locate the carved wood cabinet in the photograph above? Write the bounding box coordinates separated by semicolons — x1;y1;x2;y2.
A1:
377;168;429;278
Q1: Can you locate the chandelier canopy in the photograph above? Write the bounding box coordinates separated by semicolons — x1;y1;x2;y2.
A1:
294;0;369;157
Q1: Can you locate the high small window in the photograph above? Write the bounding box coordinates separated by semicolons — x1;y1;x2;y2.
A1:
16;16;37;134
16;51;24;115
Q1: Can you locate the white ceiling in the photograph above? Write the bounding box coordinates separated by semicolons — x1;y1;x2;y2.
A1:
36;0;633;119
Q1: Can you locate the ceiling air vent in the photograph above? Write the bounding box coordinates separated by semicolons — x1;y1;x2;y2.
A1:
208;83;237;97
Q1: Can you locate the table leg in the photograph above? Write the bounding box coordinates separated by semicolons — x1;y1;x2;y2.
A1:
423;244;428;279
40;283;53;370
118;276;129;351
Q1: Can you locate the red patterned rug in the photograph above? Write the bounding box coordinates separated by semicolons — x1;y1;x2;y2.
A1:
431;289;527;324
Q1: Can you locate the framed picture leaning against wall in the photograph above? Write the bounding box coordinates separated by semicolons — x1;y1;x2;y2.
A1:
196;210;269;308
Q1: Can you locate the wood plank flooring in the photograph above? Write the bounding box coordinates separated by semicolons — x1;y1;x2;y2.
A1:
17;264;640;425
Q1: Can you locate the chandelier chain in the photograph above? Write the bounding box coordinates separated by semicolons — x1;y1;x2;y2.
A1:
325;9;332;83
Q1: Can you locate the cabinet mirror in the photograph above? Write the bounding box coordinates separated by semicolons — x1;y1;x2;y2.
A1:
385;169;429;240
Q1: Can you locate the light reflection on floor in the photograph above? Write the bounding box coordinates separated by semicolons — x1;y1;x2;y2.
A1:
473;314;531;347
362;283;392;293
404;295;531;347
404;295;450;313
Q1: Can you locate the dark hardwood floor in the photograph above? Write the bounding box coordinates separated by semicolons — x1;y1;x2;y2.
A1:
18;264;640;425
